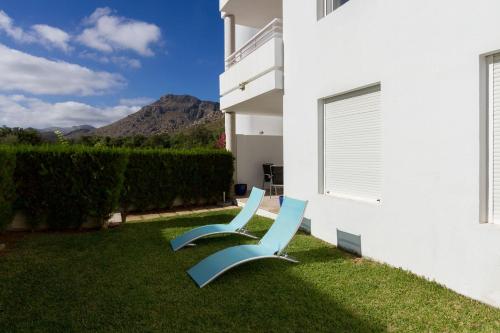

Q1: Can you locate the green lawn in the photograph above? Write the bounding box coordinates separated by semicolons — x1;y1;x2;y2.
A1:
0;210;499;332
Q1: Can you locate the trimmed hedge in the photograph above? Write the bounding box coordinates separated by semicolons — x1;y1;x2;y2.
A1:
0;147;16;231
121;148;234;212
14;146;128;229
6;146;233;230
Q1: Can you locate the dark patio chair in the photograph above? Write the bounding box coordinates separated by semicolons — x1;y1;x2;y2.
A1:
262;163;273;192
270;165;284;197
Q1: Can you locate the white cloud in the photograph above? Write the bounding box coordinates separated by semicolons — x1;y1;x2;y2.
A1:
0;9;162;57
0;10;35;42
79;50;110;63
83;7;112;25
0;10;71;51
111;56;141;69
79;51;142;69
77;7;161;56
119;97;153;107
0;94;140;128
0;43;125;96
32;24;71;52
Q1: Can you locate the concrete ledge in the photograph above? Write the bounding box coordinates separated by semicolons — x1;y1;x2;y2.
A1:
124;205;238;223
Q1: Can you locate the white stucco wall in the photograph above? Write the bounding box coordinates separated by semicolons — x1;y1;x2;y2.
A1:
235;114;283;189
283;0;500;307
236;135;283;189
236;114;283;136
235;24;259;50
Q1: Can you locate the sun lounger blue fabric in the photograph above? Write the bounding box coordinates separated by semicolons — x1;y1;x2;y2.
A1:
187;196;307;287
170;187;265;251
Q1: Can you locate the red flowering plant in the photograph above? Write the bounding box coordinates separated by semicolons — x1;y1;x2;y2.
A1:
215;132;226;149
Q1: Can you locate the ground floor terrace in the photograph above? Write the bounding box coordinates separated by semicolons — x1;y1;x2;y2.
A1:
0;209;499;332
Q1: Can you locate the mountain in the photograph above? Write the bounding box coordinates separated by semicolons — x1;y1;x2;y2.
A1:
94;94;222;137
34;125;95;142
65;126;97;139
39;125;96;134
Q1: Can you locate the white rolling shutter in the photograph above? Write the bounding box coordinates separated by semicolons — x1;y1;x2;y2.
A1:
324;85;382;202
488;54;500;223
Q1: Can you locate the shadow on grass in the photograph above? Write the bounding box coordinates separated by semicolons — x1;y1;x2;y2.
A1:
0;212;386;333
134;214;385;332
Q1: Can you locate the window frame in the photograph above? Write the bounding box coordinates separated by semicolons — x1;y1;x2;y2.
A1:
317;0;350;20
486;54;498;224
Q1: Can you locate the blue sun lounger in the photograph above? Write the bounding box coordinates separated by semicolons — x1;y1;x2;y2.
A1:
187;196;307;288
170;187;265;251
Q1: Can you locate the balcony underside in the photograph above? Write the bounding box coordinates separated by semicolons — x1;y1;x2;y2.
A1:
222;87;283;115
220;0;282;28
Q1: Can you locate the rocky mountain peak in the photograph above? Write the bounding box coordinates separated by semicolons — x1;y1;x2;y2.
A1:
93;94;222;137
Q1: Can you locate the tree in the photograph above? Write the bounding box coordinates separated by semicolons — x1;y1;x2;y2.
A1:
0;127;42;145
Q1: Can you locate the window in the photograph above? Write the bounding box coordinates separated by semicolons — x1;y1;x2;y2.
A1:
487;53;500;223
322;85;382;202
317;0;350;20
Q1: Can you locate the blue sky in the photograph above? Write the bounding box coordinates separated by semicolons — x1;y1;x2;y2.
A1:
0;0;223;128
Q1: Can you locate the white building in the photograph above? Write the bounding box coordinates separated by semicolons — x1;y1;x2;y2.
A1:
219;0;500;308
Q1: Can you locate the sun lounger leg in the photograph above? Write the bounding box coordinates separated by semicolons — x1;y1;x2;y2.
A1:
279;253;299;263
238;229;259;239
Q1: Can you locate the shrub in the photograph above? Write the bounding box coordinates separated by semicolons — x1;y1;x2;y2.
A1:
9;146;233;230
14;146;128;229
0;147;16;231
121;149;234;213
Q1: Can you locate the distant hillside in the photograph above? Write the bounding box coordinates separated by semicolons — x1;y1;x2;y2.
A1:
39;125;95;134
36;125;95;141
65;126;96;139
94;94;222;137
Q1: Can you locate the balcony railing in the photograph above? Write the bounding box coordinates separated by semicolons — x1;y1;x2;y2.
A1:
225;18;283;69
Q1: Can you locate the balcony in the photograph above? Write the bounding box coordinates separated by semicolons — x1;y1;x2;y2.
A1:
220;0;282;28
220;18;283;114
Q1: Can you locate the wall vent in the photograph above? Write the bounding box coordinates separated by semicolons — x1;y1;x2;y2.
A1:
336;229;362;256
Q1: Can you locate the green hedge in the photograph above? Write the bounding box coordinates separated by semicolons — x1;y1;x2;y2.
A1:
121;148;234;212
6;146;233;230
0;147;16;231
14;146;128;229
